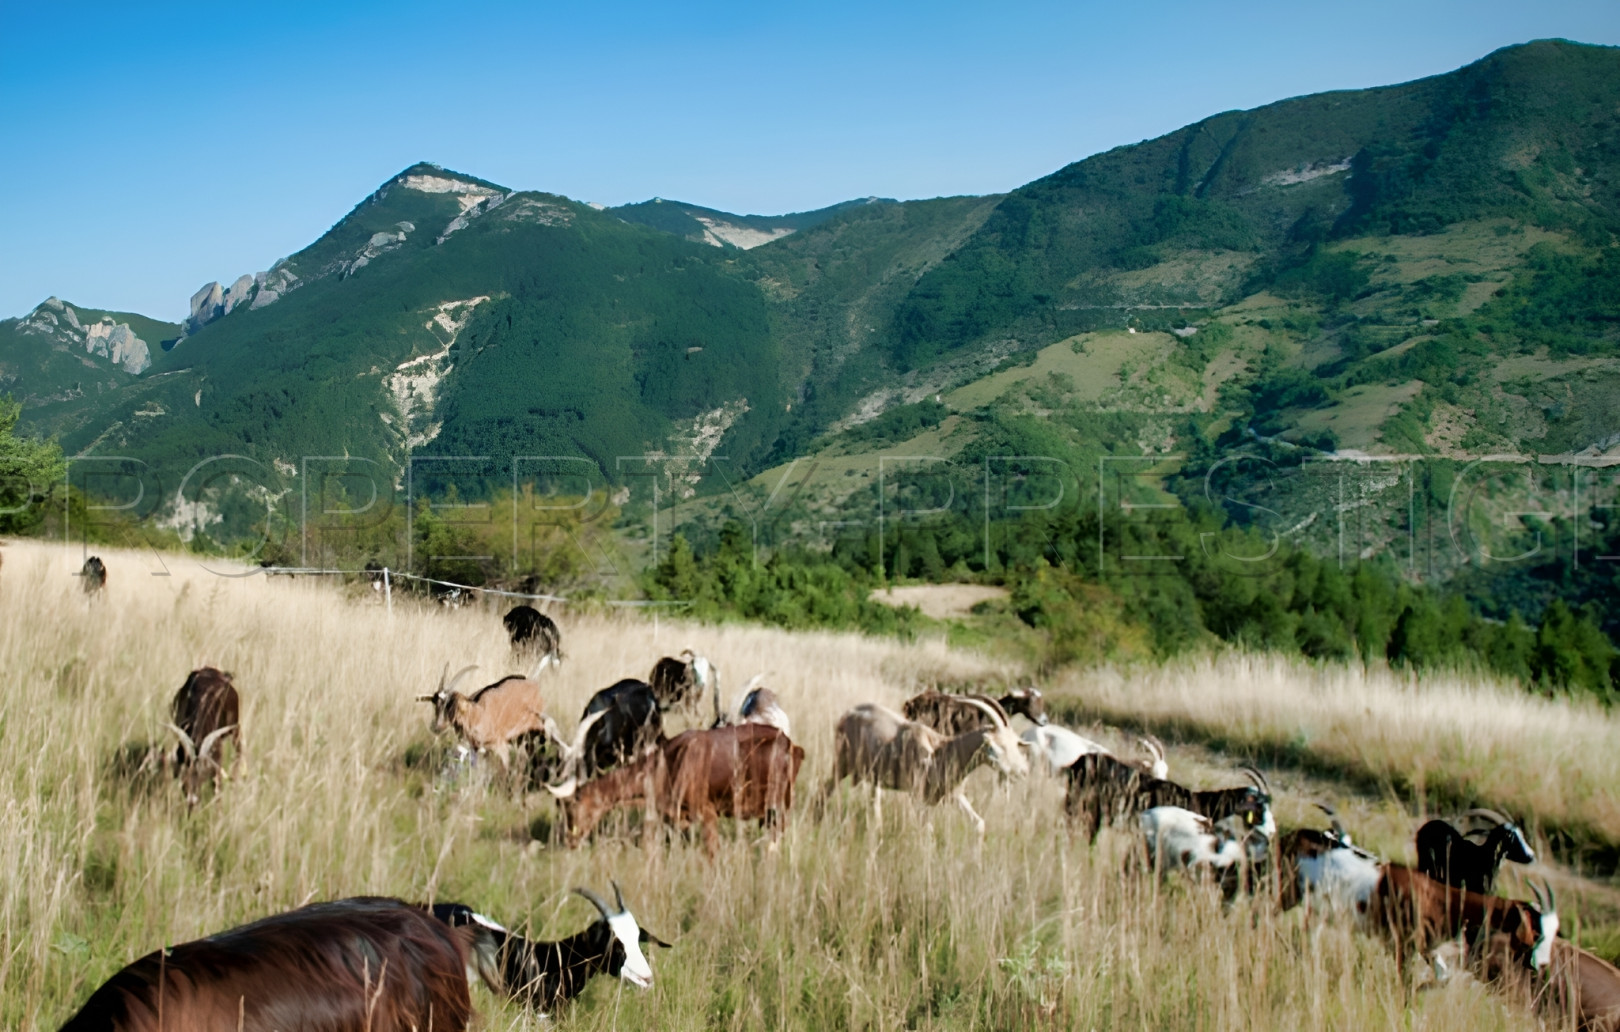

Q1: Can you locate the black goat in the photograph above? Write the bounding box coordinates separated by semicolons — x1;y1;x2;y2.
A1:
1065;753;1274;843
80;555;106;595
504;605;562;663
431;883;669;1014
1414;808;1535;895
568;678;665;779
168;666;241;807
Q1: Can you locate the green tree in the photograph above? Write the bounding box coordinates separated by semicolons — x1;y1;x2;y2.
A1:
0;396;66;534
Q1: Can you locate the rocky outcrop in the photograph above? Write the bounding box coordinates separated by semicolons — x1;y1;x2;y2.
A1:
343;222;415;276
15;297;151;374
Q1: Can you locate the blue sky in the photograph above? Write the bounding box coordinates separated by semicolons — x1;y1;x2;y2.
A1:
3;0;1617;322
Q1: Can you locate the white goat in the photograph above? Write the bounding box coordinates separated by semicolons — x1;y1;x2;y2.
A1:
1022;727;1167;780
1138;806;1246;873
826;699;1029;836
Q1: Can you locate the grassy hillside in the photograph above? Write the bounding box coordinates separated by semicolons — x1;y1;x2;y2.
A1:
10;42;1620;580
7;538;1611;1029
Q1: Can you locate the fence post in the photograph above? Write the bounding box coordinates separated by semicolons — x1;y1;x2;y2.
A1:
383;567;393;616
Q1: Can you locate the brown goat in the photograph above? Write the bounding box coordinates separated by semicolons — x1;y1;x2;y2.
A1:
1365;864;1558;975
547;723;804;854
168;666;241;806
1480;932;1620;1032
419;663;549;771
56;897;483;1031
902;688;1047;736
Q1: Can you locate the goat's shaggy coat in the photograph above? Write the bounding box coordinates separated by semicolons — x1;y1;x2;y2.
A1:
169;667;240;806
503;605;561;660
57;898;479;1032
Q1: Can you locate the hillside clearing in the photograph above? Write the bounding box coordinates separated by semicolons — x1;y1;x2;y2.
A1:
1;539;1603;1029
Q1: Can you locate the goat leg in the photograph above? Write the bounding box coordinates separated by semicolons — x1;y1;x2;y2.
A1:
953;790;986;837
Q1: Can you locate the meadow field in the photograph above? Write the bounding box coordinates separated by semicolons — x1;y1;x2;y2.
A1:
2;539;1611;1030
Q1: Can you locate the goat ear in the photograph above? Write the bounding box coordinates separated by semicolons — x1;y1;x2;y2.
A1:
639;927;672;948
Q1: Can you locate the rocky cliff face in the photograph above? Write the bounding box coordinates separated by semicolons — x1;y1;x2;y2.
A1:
185;262;303;335
14;297;151;374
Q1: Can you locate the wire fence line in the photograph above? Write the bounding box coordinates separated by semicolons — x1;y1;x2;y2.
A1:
256;566;688;609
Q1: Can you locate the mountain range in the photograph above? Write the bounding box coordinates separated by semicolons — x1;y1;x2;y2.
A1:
3;39;1618;556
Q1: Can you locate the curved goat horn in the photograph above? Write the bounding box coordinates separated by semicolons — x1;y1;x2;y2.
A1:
444;665;479;694
196;725;236;761
612;880;627;913
575;887;615;921
545;777;578;799
957;695;1008;730
166;722;198;762
1239;765;1272;795
1315;802;1349;838
571;708;608;755
1140;736;1165;762
1462;807;1513;827
1528;879;1556;916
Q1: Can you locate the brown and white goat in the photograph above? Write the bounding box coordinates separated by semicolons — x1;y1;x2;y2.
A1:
1366;864;1558;975
1480;931;1620;1032
547;723;804;854
418;662;550;771
825;699;1029;836
1278;830;1558;977
168;666;241;807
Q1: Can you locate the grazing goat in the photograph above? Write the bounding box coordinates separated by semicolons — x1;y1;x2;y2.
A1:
547;723;804;853
1415;808;1535;895
902;687;1047;736
503;604;562;663
168;666;241;807
1480;932;1620;1032
418;662;550;771
648;649;714;715
1065;755;1272;844
827;700;1029;836
1139;806;1255;875
80;555;106;595
57;897;487;1031
431;883;670;1015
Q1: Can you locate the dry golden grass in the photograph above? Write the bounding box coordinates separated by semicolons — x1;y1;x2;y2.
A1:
0;539;1549;1029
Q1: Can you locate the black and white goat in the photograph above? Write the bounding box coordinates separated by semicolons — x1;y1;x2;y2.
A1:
1414;808;1536;895
1065;755;1273;844
432;882;670;1015
711;673;792;737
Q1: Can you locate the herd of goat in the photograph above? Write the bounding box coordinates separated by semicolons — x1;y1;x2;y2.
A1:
55;568;1620;1030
